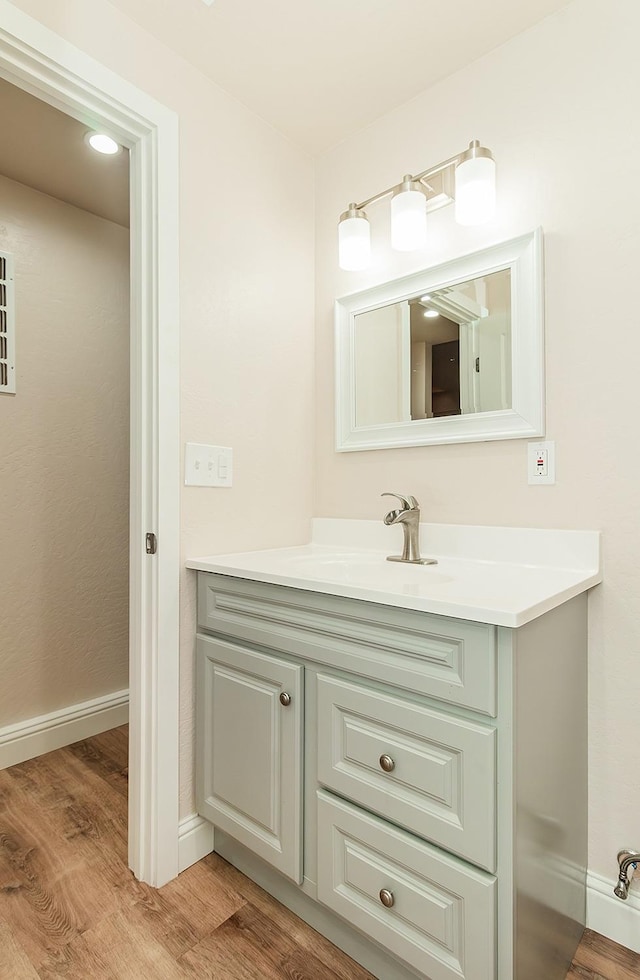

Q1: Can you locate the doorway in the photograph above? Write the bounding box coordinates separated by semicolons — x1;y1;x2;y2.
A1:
0;1;180;887
0;76;131;776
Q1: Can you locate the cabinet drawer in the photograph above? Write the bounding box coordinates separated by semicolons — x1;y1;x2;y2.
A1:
317;673;495;871
317;791;496;980
198;574;496;715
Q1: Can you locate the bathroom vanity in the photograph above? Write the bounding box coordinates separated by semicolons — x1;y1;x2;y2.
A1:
187;520;601;980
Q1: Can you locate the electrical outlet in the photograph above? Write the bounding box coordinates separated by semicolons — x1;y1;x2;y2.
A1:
528;440;556;485
185;443;233;487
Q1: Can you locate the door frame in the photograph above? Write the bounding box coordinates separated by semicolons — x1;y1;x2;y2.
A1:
0;2;180;886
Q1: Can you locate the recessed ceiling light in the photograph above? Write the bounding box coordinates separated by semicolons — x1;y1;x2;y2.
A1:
423;309;439;318
86;132;120;155
419;294;432;303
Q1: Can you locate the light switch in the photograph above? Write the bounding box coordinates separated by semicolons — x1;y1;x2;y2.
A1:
185;443;233;487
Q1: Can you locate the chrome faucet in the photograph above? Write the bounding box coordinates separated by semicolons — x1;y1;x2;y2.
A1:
381;493;437;565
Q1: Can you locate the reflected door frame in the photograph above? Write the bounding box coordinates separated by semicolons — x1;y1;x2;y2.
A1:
0;2;180;886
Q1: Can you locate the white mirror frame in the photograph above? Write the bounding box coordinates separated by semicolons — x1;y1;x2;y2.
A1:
335;228;544;451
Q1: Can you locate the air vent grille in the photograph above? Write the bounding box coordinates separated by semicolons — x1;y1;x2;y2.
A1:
0;250;15;393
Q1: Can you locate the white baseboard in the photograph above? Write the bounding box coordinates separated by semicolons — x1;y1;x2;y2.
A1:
178;814;214;873
587;870;640;953
0;689;129;770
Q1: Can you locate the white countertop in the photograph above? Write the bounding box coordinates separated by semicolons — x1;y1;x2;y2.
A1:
186;519;602;628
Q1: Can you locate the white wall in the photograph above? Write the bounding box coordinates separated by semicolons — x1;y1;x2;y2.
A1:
0;174;129;726
315;0;640;890
8;0;316;819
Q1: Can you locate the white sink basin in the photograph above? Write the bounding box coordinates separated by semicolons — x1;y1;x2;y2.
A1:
284;552;453;586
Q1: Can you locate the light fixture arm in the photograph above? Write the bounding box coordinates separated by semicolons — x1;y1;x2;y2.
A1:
350;143;484;212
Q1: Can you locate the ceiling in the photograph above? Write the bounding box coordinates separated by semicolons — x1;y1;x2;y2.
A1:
108;0;571;153
0;1;570;220
0;78;129;227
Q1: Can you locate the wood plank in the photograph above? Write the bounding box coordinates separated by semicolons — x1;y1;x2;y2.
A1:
125;872;246;962
200;853;376;980
0;818;137;969
179;902;295;979
65;725;129;798
0;737;149;971
566;965;608;980
36;932;115;980
2;745;129;865
159;859;247;938
81;906;186;979
281;947;375;980
571;929;640;980
0;919;40;979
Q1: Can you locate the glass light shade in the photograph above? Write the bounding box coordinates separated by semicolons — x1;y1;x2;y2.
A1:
455;154;496;225
338;210;371;271
391;186;427;251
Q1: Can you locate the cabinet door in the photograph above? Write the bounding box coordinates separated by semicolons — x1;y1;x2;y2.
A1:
196;635;303;883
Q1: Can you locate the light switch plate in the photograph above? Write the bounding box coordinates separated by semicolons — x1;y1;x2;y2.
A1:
185;443;233;487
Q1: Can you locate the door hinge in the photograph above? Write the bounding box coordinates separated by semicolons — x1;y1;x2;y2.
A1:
475;356;480;373
145;532;157;555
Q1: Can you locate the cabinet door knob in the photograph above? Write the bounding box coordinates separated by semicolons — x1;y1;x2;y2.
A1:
379;888;395;908
379;754;395;773
279;692;292;707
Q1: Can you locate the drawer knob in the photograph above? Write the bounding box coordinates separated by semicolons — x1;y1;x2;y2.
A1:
379;754;395;773
279;692;292;707
379;888;395;908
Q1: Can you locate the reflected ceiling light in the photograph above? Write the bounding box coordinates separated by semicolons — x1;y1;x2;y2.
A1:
419;294;432;303
338;139;496;271
338;204;371;271
86;132;120;155
423;309;439;318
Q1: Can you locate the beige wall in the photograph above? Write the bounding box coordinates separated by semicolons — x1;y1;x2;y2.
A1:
6;0;316;817
0;174;129;725
315;0;640;881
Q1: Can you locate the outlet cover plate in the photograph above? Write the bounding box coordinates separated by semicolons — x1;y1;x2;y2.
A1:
528;440;556;485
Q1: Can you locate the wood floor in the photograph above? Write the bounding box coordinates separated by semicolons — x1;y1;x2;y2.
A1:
0;727;637;979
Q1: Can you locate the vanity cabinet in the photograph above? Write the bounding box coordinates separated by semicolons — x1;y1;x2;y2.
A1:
195;572;588;980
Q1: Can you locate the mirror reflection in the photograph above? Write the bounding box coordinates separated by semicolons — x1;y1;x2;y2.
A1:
353;268;511;427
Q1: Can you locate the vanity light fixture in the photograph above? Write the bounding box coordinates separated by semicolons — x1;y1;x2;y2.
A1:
391;176;427;251
338;139;496;271
454;141;496;226
337;205;371;271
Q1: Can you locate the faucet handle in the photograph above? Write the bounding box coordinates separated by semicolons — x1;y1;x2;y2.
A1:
381;492;419;511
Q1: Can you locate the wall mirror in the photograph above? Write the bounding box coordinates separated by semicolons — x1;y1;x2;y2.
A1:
335;229;544;450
